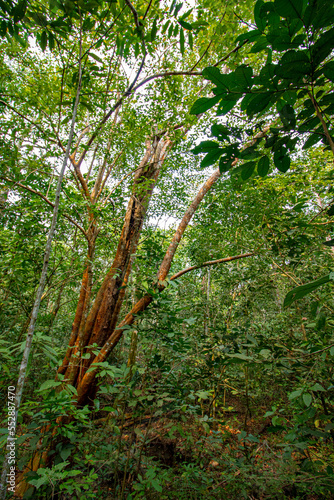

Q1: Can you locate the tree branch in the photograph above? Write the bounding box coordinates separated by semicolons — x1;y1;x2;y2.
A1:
124;0;141;28
308;90;334;155
0;100;59;146
1;176;87;239
170;253;254;281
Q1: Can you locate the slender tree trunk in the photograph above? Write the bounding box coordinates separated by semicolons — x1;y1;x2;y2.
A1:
0;31;83;500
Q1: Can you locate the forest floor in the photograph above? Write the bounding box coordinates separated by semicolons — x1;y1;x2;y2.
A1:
84;396;334;500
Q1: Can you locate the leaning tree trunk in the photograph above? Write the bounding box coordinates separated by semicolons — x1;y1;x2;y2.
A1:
58;134;171;392
74;168;223;405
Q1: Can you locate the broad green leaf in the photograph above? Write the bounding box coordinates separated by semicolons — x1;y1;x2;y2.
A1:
60;446;74;461
323;62;334;83
200;149;223;168
211;124;230;140
190;95;221;115
303;132;322;150
277;50;311;80
310;383;325;392
246;91;273;116
279;104;296;128
289;389;302;399
274;0;305;19
219;157;234;173
311;27;334;67
257;155;270;177
233;65;253;90
192;141;219;154
202;67;231;89
254;0;266;31
304;0;334;28
227;353;252;361
38;380;62;391
274;150;290;172
284;274;332;307
235;29;262;44
241;161;256;180
40;31;47;52
303;393;312;407
217;98;238;116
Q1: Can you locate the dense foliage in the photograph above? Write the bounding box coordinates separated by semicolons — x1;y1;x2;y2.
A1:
0;0;334;499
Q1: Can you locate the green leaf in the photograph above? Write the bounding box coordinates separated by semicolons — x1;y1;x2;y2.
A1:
217;98;238;115
303;132;322;150
279;104;296;128
192;141;219;154
303;393;312;407
246;91;273;116
219;157;234;173
323;239;334;247
304;0;334;29
235;29;262;44
179;20;192;30
310;383;325;392
40;31;47;52
289;389;302;399
38;380;62;391
274;150;290;173
211;124;230;140
151;480;162;492
311;27;334;67
188;30;193;49
274;0;305;19
60;445;74;461
190;95;220;115
323;61;334;83
174;2;183;17
179;27;185;55
257;155;270;177
200;149;223;168
89;52;103;63
227;353;252;361
254;0;266;31
150;17;158;42
284;274;332;307
48;32;55;51
233;65;253;90
277;50;311;80
241;161;256;180
202;66;230;89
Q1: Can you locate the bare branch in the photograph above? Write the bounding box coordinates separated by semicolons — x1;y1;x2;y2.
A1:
170;253;254;281
1;176;87;239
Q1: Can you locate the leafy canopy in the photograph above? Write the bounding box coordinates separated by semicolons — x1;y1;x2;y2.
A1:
191;0;334;180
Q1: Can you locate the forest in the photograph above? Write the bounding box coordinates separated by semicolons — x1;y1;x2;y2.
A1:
0;0;334;498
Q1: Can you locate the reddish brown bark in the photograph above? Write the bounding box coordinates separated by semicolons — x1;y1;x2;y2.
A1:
75;168;222;404
58;236;96;376
60;136;171;388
